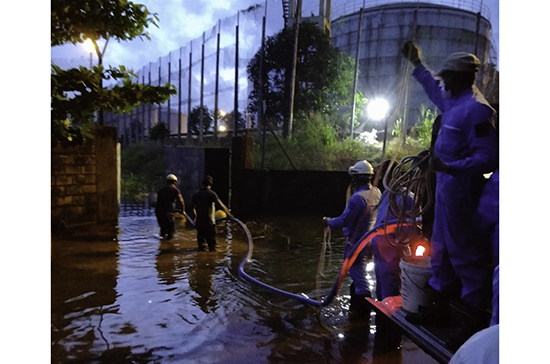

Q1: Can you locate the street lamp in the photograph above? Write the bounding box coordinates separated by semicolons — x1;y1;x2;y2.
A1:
367;98;390;159
82;39;95;69
367;98;389;121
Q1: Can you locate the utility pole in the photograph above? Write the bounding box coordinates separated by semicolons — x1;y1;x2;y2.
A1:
214;20;221;141
350;5;365;138
259;2;267;168
234;11;240;137
286;0;302;138
200;33;205;144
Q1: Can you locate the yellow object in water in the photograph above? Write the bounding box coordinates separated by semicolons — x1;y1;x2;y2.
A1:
215;210;227;219
174;212;186;222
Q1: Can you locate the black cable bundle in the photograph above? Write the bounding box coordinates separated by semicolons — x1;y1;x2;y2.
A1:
380;151;433;246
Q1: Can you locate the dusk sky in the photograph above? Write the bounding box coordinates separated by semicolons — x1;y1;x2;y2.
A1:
50;0;500;71
6;3;550;361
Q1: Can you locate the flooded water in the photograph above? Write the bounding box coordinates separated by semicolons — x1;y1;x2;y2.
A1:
51;214;438;364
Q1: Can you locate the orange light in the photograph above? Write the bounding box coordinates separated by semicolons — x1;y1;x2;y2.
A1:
415;244;426;256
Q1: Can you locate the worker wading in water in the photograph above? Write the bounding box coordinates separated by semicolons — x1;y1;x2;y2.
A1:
402;41;499;350
192;175;233;252
155;174;186;240
323;160;381;315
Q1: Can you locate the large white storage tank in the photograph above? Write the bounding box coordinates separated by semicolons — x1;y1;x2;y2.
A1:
330;0;497;131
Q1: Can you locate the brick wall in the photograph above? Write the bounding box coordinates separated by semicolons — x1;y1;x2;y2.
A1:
51;126;120;239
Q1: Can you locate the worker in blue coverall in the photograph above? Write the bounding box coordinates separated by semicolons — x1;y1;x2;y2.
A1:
323;160;381;314
371;160;417;301
475;170;499;326
371;160;418;352
402;41;499;350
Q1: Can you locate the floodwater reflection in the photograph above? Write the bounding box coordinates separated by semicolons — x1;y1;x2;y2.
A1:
51;214;438;363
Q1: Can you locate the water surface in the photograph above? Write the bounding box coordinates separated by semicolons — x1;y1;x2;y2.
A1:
51;214;438;363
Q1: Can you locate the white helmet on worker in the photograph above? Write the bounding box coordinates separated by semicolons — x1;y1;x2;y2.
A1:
349;160;374;175
166;174;178;183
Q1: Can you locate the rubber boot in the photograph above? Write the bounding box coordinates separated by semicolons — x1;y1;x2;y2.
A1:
374;313;402;354
349;283;371;319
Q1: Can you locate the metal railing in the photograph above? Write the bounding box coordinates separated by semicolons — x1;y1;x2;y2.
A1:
120;196;154;217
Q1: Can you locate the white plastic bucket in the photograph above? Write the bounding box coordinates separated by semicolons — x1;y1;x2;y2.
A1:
399;256;433;314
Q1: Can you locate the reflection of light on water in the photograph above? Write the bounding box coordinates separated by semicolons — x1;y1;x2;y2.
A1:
366;261;376;294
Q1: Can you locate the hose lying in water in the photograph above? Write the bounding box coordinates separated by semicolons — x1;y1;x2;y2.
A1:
182;211;195;227
233;216;417;307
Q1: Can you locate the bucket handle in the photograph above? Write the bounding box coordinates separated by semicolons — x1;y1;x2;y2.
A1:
402;267;432;294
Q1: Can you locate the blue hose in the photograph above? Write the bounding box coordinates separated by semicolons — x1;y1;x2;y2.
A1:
182;211;195;227
229;216;409;307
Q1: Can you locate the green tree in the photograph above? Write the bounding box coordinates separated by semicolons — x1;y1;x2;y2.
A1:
51;0;177;147
255;112;382;171
149;121;170;142
223;110;247;132
187;105;213;136
413;105;438;149
484;63;499;105
121;142;166;199
247;21;357;137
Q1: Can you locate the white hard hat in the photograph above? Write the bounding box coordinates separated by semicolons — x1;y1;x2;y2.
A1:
166;174;178;182
349;160;374;175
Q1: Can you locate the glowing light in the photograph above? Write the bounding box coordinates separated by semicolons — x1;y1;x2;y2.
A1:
82;38;95;54
218;125;227;132
415;245;426;256
219;109;227;117
367;98;389;121
358;128;379;145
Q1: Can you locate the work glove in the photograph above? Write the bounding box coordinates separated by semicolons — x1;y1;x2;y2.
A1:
402;40;422;66
413;150;430;171
430;153;451;173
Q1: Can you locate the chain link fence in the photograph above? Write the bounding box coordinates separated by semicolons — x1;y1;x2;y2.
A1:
52;0;497;173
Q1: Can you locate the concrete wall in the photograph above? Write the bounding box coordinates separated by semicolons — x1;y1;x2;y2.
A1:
164;147;205;211
51;126;120;239
163;146;231;215
232;169;352;219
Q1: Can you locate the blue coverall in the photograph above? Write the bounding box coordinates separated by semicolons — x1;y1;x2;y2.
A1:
412;64;499;307
371;191;415;300
475;170;499;267
475;170;499;325
327;184;381;297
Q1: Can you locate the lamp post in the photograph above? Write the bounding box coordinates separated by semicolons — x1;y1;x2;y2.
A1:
83;39;94;69
82;37;109;125
367;98;390;160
